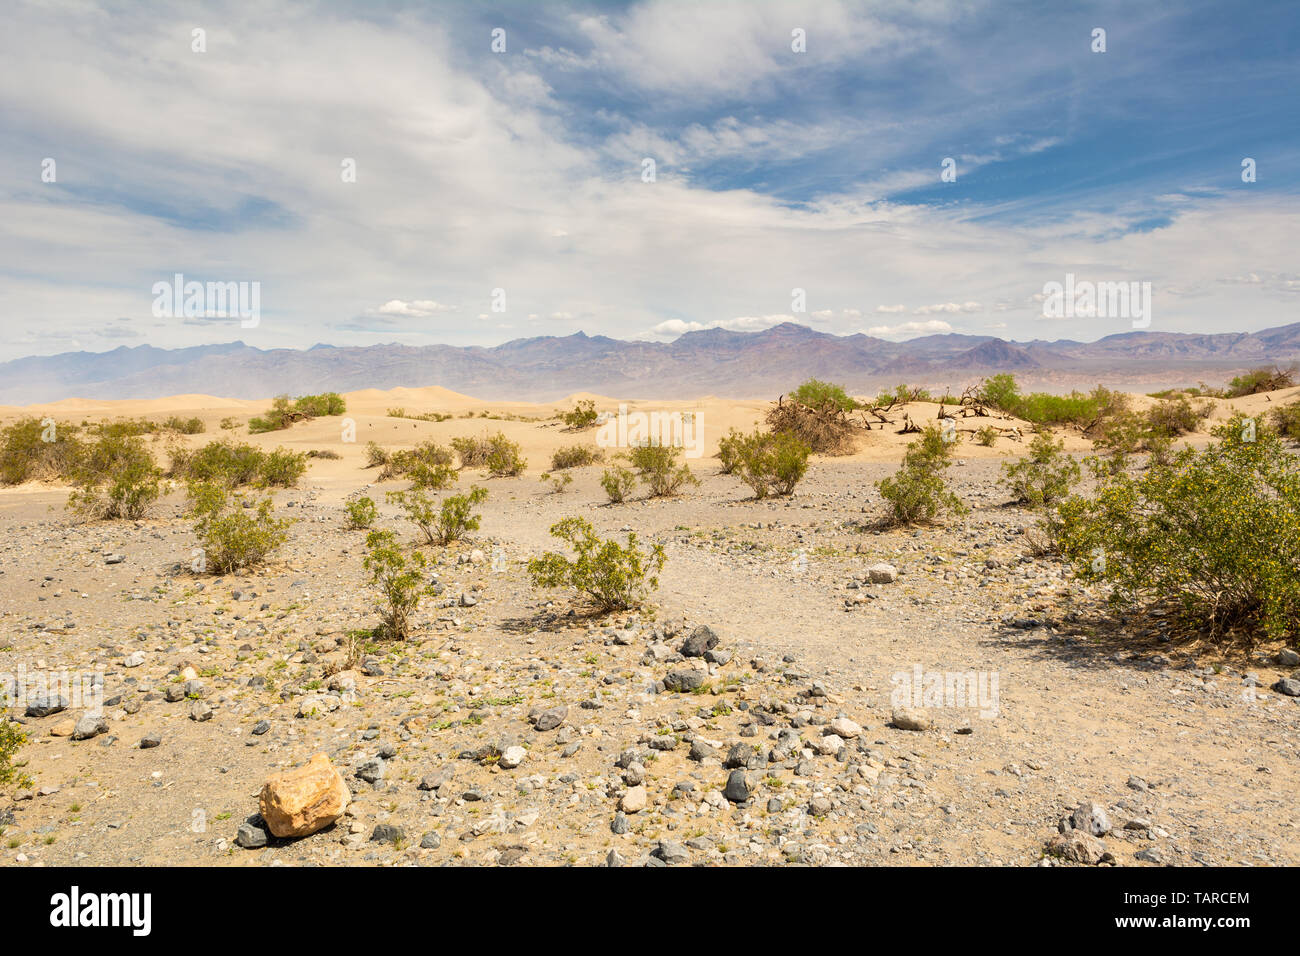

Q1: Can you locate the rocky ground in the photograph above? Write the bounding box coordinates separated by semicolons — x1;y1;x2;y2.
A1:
2;452;1299;868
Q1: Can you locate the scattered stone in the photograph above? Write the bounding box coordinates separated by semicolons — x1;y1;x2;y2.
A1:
259;753;351;838
891;707;931;731
235;822;268;849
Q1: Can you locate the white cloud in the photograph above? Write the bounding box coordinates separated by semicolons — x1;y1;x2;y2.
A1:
866;319;954;337
373;299;457;317
913;302;982;315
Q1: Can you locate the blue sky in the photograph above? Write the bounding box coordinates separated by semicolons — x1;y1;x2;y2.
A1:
0;0;1297;360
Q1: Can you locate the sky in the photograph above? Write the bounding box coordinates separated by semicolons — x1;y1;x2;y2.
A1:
1;0;1298;361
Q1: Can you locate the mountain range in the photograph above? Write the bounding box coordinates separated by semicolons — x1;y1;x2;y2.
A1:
3;322;1300;405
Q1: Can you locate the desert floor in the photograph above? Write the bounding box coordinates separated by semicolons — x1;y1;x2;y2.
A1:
0;386;1297;867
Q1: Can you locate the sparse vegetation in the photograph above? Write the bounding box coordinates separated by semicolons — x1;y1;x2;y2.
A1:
539;472;573;494
790;379;858;414
344;496;378;530
1055;414;1300;645
1225;365;1296;398
768;380;860;455
876;424;967;526
453;432;526;475
248;392;346;433
999;432;1080;508
561;400;599;430
188;481;291;573
0;418;82;484
527;516;666;612
66;433;163;520
377;441;455;485
600;465;636;503
627;443;698;497
387;485;487;545
0;719;30;791
728;429;810;499
363;529;433;641
978;374;1128;433
551;444;603;470
168;439;305;488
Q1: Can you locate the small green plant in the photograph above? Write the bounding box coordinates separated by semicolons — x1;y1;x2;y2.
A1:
0;418;83;485
1271;399;1300;441
188;481;291;573
551;444;603;470
561;400;599;430
485;433;526;476
876;424;967;526
729;429;810;499
162;416;206;434
600;465;637;503
363;529;433;641
169;439;305;488
539;472;573;494
365;441;389;468
527;516;666;612
999;432;1080;508
66;433;162;520
344;496;378;530
1226;365;1296;398
388;485;488;545
1145;394;1211;438
378;441;455;482
628;444;698;497
975;426;999;447
717;428;745;475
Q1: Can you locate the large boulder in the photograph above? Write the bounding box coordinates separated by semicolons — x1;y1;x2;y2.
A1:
258;753;350;838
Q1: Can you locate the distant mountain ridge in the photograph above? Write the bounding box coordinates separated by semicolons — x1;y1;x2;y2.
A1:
3;321;1299;405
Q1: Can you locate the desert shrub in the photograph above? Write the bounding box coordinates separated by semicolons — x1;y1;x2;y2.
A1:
162;416;205;435
600;466;636;503
344;496;378;530
717;428;745;474
628;444;698;497
388;408;451;422
527;516;666;612
1226;365;1296;398
378;441;454;481
485;433;526;476
0;719;30;791
1089;409;1173;474
219;416;240;431
0;418;82;484
307;449;341;460
876;424;968;526
66;433;162;520
873;383;933;406
387;485;487;545
978;373;1022;414
1145;394;1210;437
975;426;999;446
451;435;490;467
1271;400;1300;441
1055;415;1300;645
260;448;308;487
767;396;858;455
363;529;433;641
999;432;1080;508
540;472;573;494
561;400;599;430
249;392;346;433
169;439;284;487
791;378;858;413
188;481;291;573
408;462;458;490
551;444;603;470
365;441;389;467
728;429;810;498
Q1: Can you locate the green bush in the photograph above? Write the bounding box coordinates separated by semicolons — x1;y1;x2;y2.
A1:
162;416;206;435
188;481;291;573
876;424;967;526
0;719;30;791
363;529;433;641
451;435;490;467
873;383;932;406
169;439;303;488
485;433;526;476
66;433;162;520
999;432;1080;508
365;441;389;468
388;485;488;545
1226;365;1296;398
561;400;599;430
0;418;82;484
377;441;454;482
1271;400;1300;441
527;516;666;612
540;472;573;494
600;465;637;503
1145;394;1210;437
628;444;698;497
1055;415;1300;645
729;429;810;499
249;392;346;433
978;373;1022;413
791;379;857;413
344;496;378;529
975;426;999;446
976;375;1127;432
717;428;745;474
1089;409;1173;474
551;444;603;470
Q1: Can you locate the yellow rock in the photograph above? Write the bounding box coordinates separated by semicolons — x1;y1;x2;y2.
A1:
258;753;350;838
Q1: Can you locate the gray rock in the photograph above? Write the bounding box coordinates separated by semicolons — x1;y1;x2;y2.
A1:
865;562;898;584
663;669;706;693
1070;801;1112;836
652;840;689;865
420;831;442;849
723;742;754;769
355;758;386;784
139;732;161;749
679;625;720;658
251;720;270;736
25;694;68;718
235;823;267;849
723;769;752;803
532;705;568;732
370;823;405;844
189;701;213;722
1272;677;1300;697
72;715;108;740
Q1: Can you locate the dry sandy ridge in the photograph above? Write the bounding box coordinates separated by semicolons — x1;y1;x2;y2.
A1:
0;384;1298;867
